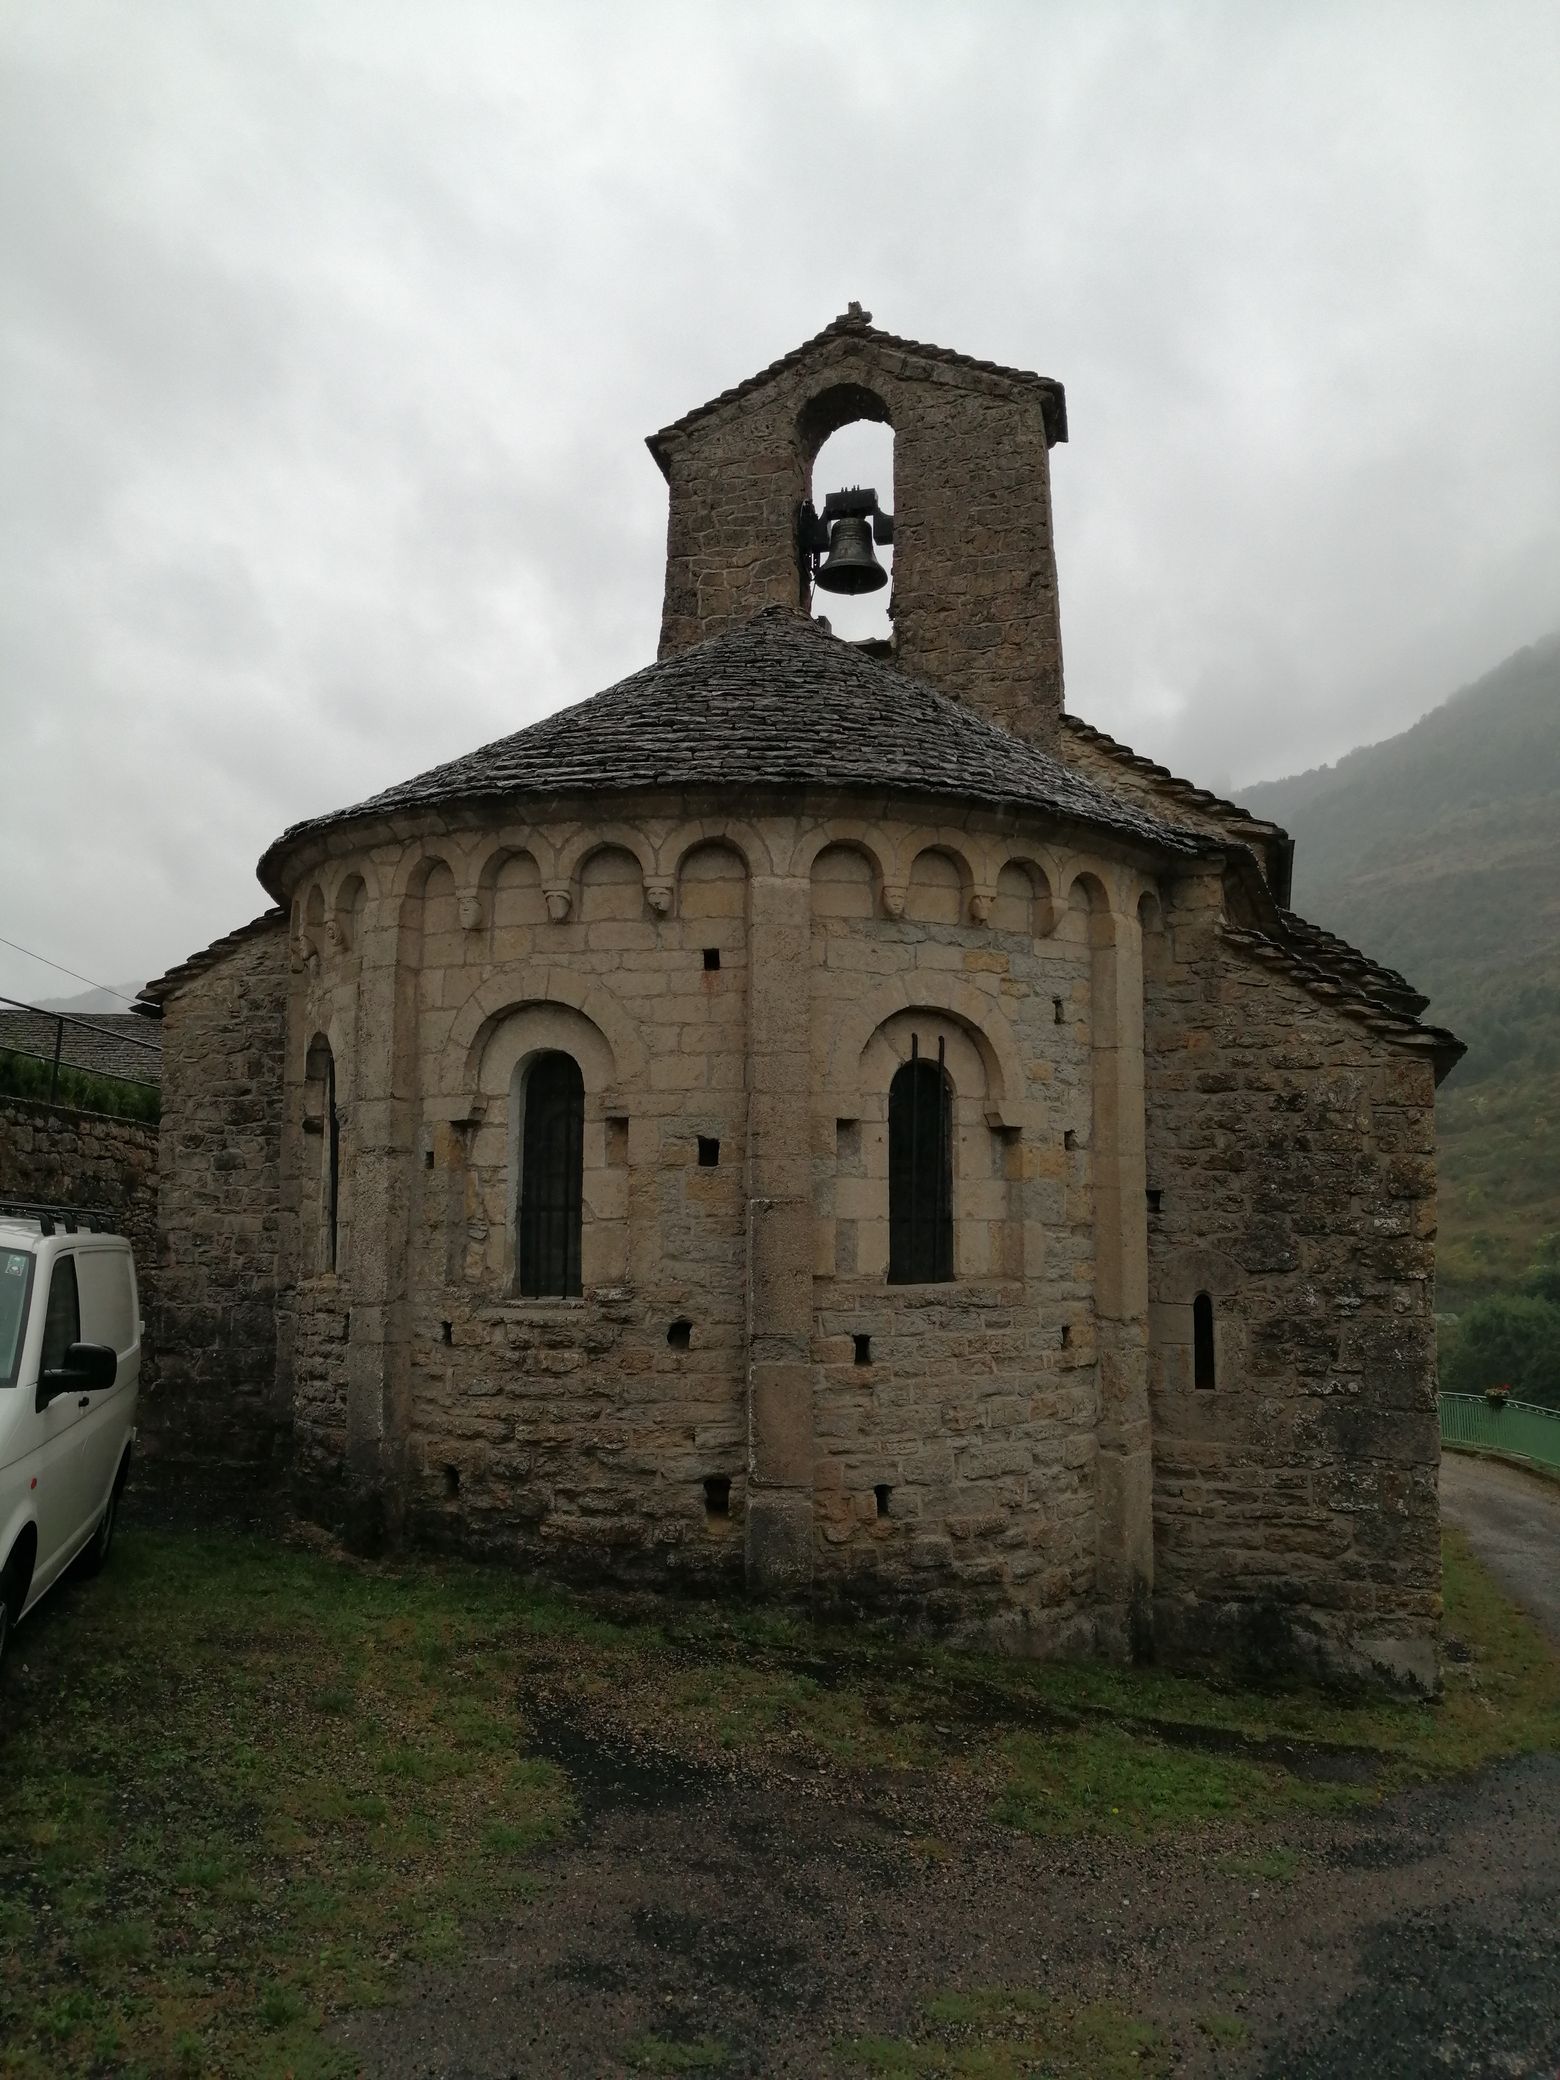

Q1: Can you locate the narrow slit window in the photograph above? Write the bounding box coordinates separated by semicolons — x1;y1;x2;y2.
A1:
518;1052;584;1297
306;1035;340;1272
1193;1291;1216;1389
325;1052;340;1269
888;1038;953;1285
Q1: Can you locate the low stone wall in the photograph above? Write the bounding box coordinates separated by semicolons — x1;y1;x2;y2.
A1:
0;1096;160;1368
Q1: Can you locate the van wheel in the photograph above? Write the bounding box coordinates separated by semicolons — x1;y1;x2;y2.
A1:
77;1487;118;1579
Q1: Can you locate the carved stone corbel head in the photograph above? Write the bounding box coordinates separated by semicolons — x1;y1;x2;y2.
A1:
881;884;906;919
543;885;572;924
644;879;674;917
457;893;484;933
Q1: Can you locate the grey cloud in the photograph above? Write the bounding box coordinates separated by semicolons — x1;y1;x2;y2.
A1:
2;0;1557;1002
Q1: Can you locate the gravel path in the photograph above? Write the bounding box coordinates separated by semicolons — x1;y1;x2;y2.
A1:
333;1451;1560;2080
335;1734;1560;2079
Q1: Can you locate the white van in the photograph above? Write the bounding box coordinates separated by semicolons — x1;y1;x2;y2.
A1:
0;1201;140;1666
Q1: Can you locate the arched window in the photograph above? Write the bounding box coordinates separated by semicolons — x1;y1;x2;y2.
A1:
1193;1292;1216;1389
888;1041;953;1284
518;1052;584;1297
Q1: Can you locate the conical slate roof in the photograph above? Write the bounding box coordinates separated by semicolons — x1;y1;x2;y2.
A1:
259;608;1205;889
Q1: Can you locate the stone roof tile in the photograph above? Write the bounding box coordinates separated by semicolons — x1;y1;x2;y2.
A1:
259;608;1207;885
0;1009;162;1087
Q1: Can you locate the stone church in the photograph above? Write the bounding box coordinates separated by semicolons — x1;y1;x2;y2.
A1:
142;308;1461;1688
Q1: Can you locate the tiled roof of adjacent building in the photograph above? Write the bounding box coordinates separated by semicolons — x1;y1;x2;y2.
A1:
0;1008;163;1086
258;607;1209;889
646;304;1068;467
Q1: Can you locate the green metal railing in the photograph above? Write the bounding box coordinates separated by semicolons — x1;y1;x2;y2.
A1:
1440;1393;1560;1473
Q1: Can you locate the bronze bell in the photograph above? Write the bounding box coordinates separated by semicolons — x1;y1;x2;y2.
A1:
814;514;888;595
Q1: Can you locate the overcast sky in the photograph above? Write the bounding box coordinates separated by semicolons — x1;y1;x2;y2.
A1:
3;0;1558;1005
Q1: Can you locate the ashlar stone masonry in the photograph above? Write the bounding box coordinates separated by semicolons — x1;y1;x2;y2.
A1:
143;310;1462;1690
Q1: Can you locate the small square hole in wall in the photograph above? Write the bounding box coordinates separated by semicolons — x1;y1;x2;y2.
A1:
1053;996;1065;1024
1147;1188;1163;1214
1060;1322;1072;1349
704;1474;731;1517
874;1484;892;1518
703;947;720;971
697;1137;720;1167
441;1320;453;1345
853;1333;872;1366
423;1148;435;1169
667;1318;693;1350
1064;1129;1077;1151
443;1464;460;1500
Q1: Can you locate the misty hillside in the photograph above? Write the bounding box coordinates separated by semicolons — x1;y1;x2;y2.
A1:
26;985;144;1016
1239;634;1560;1300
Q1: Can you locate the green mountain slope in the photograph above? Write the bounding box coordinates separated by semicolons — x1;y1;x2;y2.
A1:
1239;634;1560;1302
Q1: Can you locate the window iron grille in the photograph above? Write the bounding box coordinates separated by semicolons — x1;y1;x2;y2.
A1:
888;1033;953;1284
518;1052;584;1297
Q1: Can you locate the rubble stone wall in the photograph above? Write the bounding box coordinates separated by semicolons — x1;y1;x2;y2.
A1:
0;1099;159;1367
152;918;289;1467
1142;870;1441;1690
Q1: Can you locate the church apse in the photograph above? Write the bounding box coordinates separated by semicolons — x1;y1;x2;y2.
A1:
139;309;1458;1691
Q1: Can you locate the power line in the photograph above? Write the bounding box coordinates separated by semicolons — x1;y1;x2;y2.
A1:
0;934;141;1008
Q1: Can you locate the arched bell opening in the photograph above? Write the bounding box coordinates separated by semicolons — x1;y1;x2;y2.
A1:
803;406;895;647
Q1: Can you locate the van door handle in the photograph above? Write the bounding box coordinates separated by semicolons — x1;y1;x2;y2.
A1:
77;1396;91;1409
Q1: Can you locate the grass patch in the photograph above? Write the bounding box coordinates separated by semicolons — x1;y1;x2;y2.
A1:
1197;2011;1248;2046
624;2036;731;2071
0;1531;571;2078
838;1987;1168;2077
1218;1845;1301;1884
993;1723;1366;1839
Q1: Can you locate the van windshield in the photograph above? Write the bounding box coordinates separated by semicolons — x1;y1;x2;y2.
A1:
0;1248;34;1388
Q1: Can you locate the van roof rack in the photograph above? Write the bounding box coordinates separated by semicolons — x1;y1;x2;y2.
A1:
0;1199;119;1237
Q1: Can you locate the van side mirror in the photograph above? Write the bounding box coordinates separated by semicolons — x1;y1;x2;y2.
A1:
38;1342;118;1403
